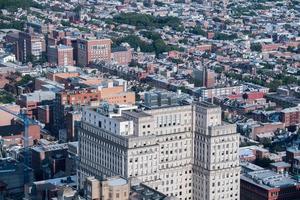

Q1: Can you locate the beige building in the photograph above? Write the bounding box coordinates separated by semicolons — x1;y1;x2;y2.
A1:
78;102;240;200
197;85;243;99
85;176;129;200
78;104;193;199
84;176;170;200
193;101;240;200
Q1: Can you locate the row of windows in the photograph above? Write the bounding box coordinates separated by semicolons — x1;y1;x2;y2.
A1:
81;123;127;147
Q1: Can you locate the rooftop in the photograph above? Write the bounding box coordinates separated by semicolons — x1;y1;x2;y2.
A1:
241;170;299;190
33;176;76;187
112;46;128;52
270;162;291;168
32;143;68;153
106;177;128;187
0;124;23;137
240;162;264;172
287;146;300;153
197;101;219;108
123;110;152;118
0;158;31;173
131;183;167;200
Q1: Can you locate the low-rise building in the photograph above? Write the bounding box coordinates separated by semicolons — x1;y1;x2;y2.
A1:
112;46;132;65
280;106;300;127
84;176;169;200
0;158;33;198
241;170;300;200
270;162;291;174
194;85;243;99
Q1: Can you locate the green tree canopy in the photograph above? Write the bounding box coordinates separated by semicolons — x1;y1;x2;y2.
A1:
254;157;274;168
113;13;183;30
250;43;262;52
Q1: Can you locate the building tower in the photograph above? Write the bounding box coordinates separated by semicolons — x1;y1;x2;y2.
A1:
77;38;111;67
78;103;194;200
193;101;240;200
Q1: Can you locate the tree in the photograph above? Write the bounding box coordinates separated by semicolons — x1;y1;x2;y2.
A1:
141;31;161;40
282;75;298;85
0;0;35;11
260;137;272;148
0;21;24;30
61;20;71;27
267;79;282;92
213;33;238;40
214;66;223;74
179;38;188;44
254;157;274;168
115;34;180;56
250;43;262;52
190;26;207;36
74;5;81;13
0;91;15;104
16;75;33;86
154;1;165;6
91;5;95;13
113;13;183;30
242;93;249;101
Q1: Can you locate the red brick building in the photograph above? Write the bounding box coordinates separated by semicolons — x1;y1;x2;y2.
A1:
111;47;132;65
53;82;135;135
65;111;81;141
250;122;284;140
286;147;300;164
18;31;45;63
0;104;20;126
77;38;111;67
204;68;215;88
261;43;281;52
17;90;55;119
37;105;51;128
241;170;300;200
47;45;74;66
280;106;300;127
0;122;40;146
46;72;79;83
270;162;291;174
56;86;135;106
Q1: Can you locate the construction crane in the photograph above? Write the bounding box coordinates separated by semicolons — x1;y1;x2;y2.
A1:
0;106;32;199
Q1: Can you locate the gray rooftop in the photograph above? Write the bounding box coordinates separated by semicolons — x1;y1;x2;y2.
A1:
270;162;291;168
123;110;152;118
197;101;219;108
241;170;299;190
107;177;128;186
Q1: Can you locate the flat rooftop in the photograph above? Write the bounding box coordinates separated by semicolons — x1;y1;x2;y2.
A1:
197;101;219;108
131;183;167;200
270;162;291;168
240;162;264;172
107;177;128;187
0;124;23;137
34;176;76;187
123;110;152;118
241;170;299;190
286;146;300;153
32;143;68;153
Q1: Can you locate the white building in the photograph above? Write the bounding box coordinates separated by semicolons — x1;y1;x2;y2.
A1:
193;101;240;200
78;103;194;200
197;85;243;99
0;54;16;63
78;102;240;200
